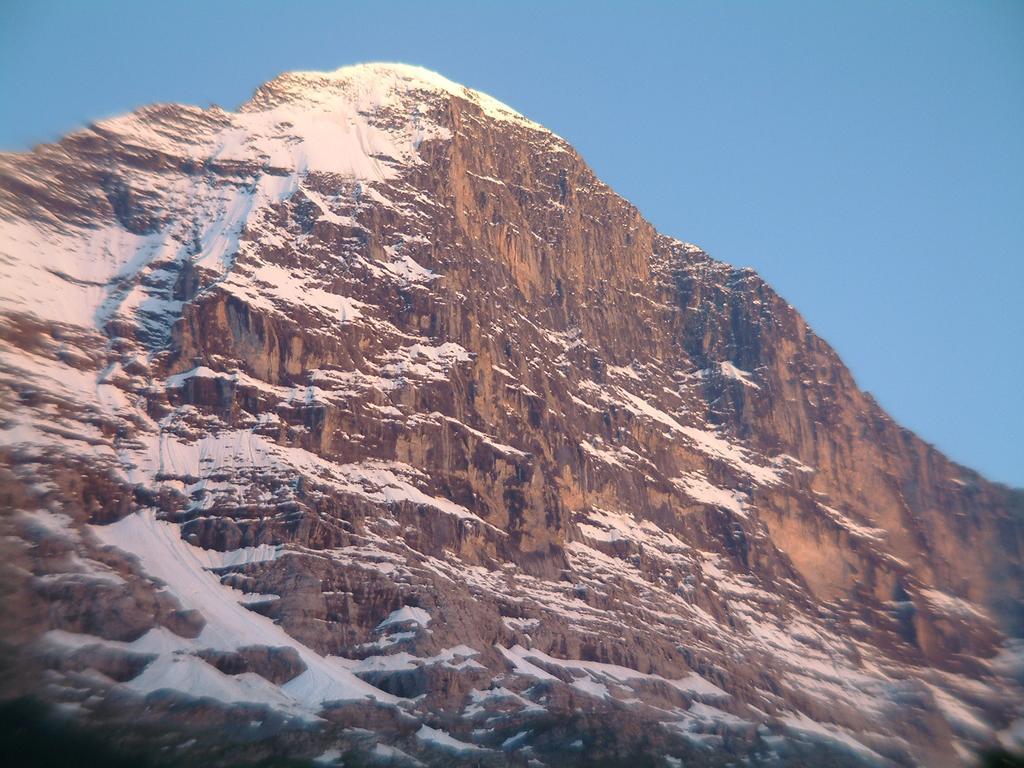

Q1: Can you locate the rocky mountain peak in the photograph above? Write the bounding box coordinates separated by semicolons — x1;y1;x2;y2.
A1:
0;64;1021;767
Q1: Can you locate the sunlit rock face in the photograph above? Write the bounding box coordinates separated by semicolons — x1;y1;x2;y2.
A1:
1;62;1021;767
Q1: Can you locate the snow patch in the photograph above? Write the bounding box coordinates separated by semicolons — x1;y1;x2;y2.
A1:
375;606;431;632
672;473;749;517
88;510;400;713
415;724;491;755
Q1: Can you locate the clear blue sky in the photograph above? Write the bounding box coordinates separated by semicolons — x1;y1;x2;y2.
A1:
2;1;1021;486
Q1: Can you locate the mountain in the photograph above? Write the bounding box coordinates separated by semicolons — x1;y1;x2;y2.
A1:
0;62;1021;768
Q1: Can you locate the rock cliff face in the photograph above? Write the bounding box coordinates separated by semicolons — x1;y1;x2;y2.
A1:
1;63;1021;767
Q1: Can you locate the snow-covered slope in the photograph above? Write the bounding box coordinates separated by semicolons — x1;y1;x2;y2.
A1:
1;63;1021;767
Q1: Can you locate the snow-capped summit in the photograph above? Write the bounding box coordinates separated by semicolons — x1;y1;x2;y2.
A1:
247;62;542;129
